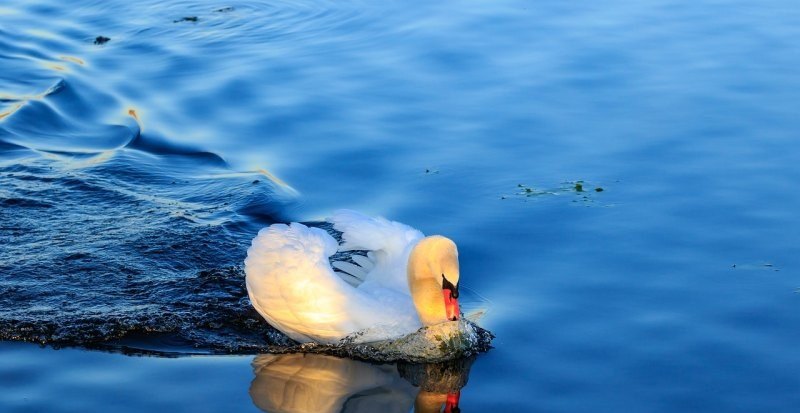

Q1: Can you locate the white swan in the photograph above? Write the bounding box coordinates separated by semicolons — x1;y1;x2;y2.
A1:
244;210;461;344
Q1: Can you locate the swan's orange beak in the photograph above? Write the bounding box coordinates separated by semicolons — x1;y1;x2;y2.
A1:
442;275;460;321
444;392;460;413
443;289;460;321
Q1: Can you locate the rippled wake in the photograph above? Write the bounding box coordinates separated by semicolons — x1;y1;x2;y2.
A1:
0;157;491;359
0;0;494;361
0;10;296;352
0;146;294;353
1;0;292;354
0;128;491;359
0;156;492;359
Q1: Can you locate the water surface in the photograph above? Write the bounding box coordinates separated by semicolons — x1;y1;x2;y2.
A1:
2;0;800;411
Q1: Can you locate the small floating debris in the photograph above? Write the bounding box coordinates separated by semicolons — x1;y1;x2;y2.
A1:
730;262;780;271
424;168;439;174
174;16;198;23
507;180;608;204
514;183;553;197
214;7;235;12
93;36;110;45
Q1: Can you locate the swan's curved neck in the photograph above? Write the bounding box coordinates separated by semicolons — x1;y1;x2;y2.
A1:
407;236;460;326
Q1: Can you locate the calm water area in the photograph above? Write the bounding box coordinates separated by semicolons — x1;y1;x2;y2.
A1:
1;0;799;411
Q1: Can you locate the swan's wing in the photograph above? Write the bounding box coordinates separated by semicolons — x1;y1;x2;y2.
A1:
331;254;373;287
245;223;387;344
328;210;424;291
329;210;424;254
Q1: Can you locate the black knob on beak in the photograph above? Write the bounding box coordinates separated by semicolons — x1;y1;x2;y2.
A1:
442;274;459;298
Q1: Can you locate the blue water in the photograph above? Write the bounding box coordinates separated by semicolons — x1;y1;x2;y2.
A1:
2;0;800;411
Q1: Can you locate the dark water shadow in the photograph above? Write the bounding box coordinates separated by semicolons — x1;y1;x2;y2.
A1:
0;143;296;353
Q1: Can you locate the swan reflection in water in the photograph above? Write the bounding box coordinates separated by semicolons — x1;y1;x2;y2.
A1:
249;353;474;413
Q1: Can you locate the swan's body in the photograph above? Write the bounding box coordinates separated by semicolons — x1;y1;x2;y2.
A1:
244;210;460;344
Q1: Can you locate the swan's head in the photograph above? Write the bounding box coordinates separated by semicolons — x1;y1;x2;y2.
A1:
407;235;461;326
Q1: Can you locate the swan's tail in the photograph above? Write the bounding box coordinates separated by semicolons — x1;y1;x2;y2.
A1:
244;223;343;343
